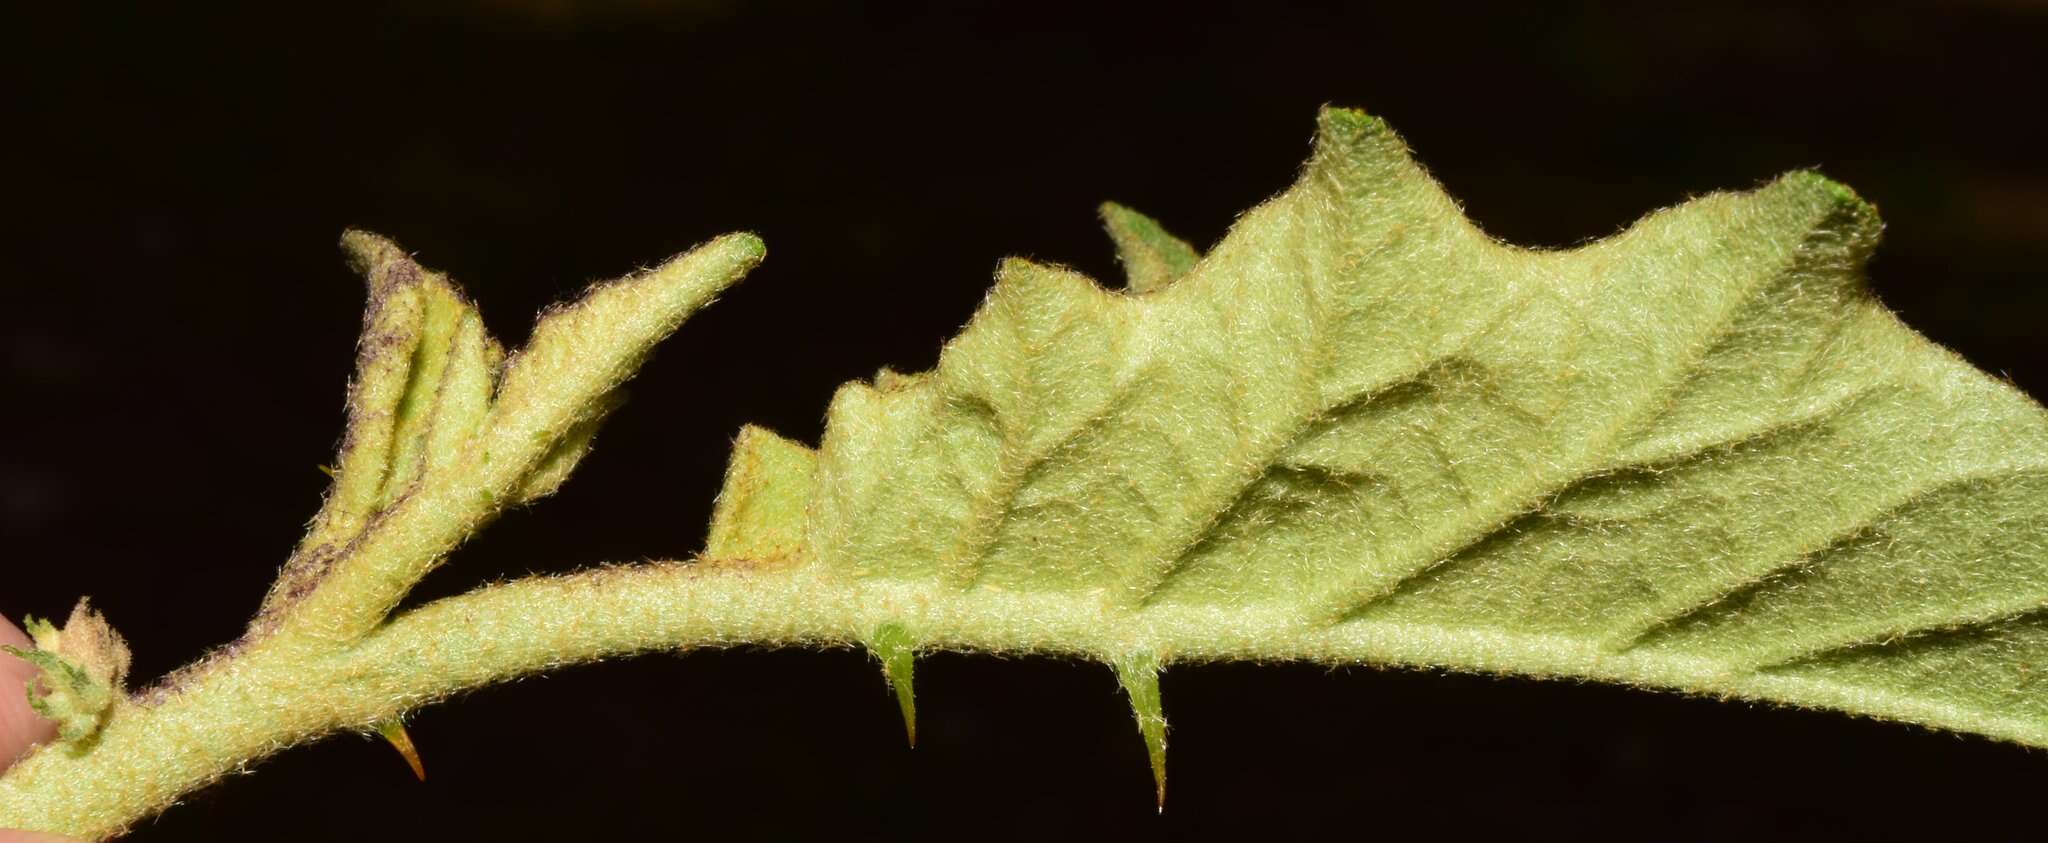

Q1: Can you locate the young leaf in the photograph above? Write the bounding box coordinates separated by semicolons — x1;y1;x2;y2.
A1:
277;231;766;643
3;601;131;743
711;106;2048;750
255;233;499;629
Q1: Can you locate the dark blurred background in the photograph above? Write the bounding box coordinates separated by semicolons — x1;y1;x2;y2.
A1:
4;1;2046;839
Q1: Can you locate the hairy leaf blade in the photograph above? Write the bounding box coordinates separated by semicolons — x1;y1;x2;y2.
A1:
714;107;2048;748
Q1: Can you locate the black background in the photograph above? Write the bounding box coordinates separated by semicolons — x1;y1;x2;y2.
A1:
5;2;2047;840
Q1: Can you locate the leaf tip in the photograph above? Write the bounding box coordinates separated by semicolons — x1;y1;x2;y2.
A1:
1316;104;1388;132
1098;202;1201;294
1754;169;1885;263
725;231;767;261
662;231;766;290
1313;105;1397;154
1784;168;1881;222
993;255;1114;306
21;614;56;649
339;230;411;287
1096;200;1144;228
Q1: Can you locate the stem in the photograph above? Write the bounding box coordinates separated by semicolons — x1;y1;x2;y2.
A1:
5;557;2040;838
0;561;787;839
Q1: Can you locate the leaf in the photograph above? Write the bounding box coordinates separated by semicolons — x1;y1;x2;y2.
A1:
256;233;501;625
709;106;2048;761
705;424;818;563
265;230;765;642
483;232;765;491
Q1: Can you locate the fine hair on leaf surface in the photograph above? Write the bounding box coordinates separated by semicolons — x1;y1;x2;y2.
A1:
4;106;2048;839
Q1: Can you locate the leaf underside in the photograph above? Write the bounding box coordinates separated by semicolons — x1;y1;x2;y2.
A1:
707;106;2048;772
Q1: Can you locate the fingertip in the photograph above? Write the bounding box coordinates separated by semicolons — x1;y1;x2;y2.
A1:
0;829;92;843
0;618;99;840
0;616;57;766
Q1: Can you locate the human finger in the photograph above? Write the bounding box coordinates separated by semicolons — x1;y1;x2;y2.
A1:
0;831;87;843
0;615;56;767
0;616;85;841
